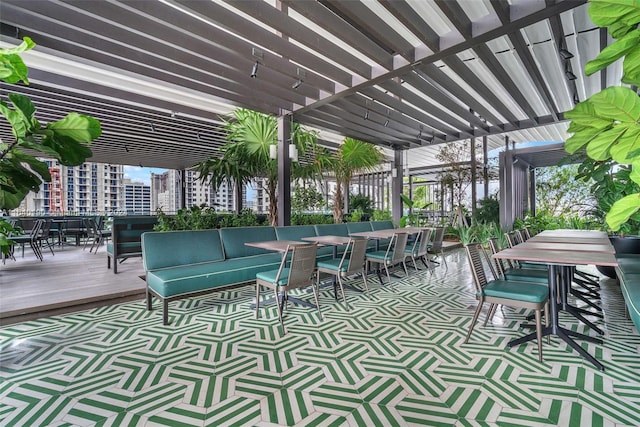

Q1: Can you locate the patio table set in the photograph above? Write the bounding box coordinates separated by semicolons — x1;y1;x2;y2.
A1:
245;226;443;332
484;229;617;371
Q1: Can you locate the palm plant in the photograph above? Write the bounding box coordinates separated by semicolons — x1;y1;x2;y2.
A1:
326;138;383;223
196;108;318;225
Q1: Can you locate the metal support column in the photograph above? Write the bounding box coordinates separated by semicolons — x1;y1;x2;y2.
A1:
471;138;477;215
483;135;489;198
277;115;291;226
392;150;403;226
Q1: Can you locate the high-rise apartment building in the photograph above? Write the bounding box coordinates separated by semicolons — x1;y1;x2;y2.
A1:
150;170;237;214
123;179;151;215
12;160;125;215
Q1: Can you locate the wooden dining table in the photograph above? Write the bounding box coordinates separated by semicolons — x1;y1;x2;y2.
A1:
493;238;617;371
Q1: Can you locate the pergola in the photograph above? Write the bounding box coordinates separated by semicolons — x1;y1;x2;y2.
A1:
0;0;614;224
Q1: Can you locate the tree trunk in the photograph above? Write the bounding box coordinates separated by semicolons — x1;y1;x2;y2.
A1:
267;179;278;226
333;180;343;223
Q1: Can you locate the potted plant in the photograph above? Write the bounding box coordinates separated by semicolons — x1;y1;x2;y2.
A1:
564;0;640;277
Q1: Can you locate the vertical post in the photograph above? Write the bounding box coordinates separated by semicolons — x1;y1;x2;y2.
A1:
529;167;536;217
483;135;489;198
180;169;186;210
471;138;477;215
392;149;403;226
277;115;291;226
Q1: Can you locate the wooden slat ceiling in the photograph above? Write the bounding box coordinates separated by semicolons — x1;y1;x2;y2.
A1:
0;0;611;171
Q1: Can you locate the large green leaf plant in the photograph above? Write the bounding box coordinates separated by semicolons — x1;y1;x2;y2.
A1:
0;37;101;255
0;37;102;211
565;1;640;232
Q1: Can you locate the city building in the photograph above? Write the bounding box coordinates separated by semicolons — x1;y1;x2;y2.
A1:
123;179;151;215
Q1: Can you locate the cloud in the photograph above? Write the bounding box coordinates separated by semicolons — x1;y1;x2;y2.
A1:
123;166;166;186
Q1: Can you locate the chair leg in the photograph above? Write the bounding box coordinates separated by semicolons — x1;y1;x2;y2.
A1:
464;301;484;343
483;303;497;326
402;261;408;276
534;309;543;362
337;275;348;309
255;284;261;319
411;255;419;272
384;264;391;284
361;268;369;292
440;250;448;267
275;288;285;334
312;281;323;320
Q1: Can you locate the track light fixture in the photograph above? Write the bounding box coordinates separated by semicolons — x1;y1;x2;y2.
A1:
292;68;306;89
250;47;263;79
150;123;156;132
364;110;369;120
384;119;389;127
559;48;574;60
250;61;259;78
124;145;130;153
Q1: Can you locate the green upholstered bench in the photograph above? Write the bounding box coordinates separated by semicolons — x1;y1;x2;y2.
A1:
107;216;158;273
346;222;377;251
142;228;281;325
616;253;640;332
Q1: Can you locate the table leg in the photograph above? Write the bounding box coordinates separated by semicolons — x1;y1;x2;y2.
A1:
250;293;317;310
507;265;604;371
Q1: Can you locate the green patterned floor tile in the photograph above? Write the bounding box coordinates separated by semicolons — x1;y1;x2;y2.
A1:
0;252;639;426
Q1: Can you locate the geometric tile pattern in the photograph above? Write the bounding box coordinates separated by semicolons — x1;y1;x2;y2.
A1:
1;249;640;426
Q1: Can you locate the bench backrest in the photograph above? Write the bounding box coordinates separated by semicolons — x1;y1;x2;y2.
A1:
275;225;317;241
219;226;277;259
371;220;394;230
314;223;349;237
111;216;158;258
142;229;224;271
346;222;373;234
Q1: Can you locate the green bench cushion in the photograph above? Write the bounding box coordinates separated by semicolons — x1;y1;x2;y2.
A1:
220;226;277;259
314;223;349;237
256;268;291;286
346;222;373;234
317;258;346;272
275;225;316;241
619;273;640;331
483;279;549;303
371;220;394;230
503;268;549;284
142;230;224;271
147;253;281;298
617;254;640;276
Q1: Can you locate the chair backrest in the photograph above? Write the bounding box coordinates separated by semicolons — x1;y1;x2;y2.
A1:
465;243;488;293
286;244;318;288
515;229;526;242
343;237;368;274
83;218;97;237
38;219;52;238
522;227;532;240
487;237;506;278
504;232;517;248
415;228;432;257
391;233;409;263
28;219;43;242
430;227;445;251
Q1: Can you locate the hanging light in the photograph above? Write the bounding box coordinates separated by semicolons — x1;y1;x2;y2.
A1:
289;144;298;162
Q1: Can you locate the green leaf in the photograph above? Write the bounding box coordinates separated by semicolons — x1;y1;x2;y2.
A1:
565;100;613;130
585;29;640;76
589;1;640;28
0;101;28;138
47;112;102;142
565;126;606;154
586;125;628;160
622;46;640;86
631;163;640;185
610;126;640;163
0;37;35;85
606;192;640;230
590;86;640;121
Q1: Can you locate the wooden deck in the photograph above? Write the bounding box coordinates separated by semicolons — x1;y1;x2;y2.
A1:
0;244;146;325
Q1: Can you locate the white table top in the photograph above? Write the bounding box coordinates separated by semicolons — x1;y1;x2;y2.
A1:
245;240;314;252
301;235;352;245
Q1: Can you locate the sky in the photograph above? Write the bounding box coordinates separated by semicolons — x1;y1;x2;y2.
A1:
123;166;166;186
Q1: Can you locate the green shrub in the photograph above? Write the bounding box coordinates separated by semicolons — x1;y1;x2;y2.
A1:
372;209;392;221
291;213;334;225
